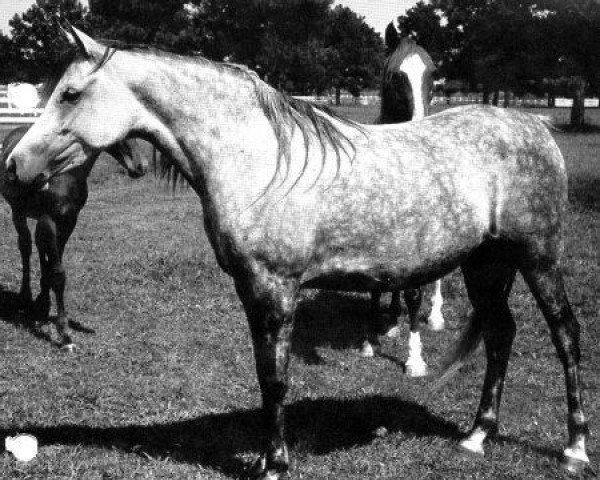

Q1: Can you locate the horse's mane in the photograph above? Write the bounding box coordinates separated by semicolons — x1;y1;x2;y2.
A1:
91;42;363;192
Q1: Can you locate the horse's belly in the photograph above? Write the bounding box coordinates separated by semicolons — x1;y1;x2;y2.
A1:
301;223;482;291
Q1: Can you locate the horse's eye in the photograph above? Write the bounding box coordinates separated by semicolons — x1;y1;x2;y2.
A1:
60;88;82;104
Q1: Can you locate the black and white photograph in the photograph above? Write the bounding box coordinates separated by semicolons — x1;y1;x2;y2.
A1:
0;1;598;478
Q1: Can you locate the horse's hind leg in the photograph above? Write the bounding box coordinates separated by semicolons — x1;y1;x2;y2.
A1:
459;248;517;456
11;209;33;308
235;271;298;480
383;289;402;338
404;287;427;377
427;279;445;331
520;263;589;473
360;290;382;357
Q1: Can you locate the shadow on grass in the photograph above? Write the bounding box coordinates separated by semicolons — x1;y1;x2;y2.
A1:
292;290;406;365
0;285;95;347
0;396;462;478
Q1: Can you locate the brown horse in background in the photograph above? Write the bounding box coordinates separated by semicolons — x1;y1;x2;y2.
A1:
1;125;148;349
361;23;441;379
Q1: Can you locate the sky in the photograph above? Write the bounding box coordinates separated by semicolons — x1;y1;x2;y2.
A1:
0;0;417;36
334;0;417;33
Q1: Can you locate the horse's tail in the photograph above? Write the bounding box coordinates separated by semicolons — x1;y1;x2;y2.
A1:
531;113;563;133
429;311;483;393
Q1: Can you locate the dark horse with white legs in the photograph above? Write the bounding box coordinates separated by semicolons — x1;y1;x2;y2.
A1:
5;22;589;478
360;23;442;377
1;125;148;349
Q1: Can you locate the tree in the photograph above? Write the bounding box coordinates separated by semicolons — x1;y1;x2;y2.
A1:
8;0;88;83
324;5;384;102
87;0;194;51
539;0;600;127
0;33;20;83
397;1;449;66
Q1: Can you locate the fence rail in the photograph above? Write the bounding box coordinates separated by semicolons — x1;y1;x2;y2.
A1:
0;85;42;124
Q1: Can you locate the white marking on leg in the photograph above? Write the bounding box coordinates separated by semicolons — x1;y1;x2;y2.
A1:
459;428;487;455
360;340;375;358
564;437;589;464
399;53;427;120
384;324;401;338
428;279;445;331
405;331;427;377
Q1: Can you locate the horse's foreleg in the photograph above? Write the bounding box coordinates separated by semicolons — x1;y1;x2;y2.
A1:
35;215;73;349
53;214;78;351
235;272;298;480
403;288;427;377
427;279;445;331
521;265;589;474
11;209;32;307
33;216;52;322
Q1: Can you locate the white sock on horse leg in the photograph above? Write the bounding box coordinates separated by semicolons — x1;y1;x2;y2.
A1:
459;428;487;455
428;279;445;331
405;331;427;377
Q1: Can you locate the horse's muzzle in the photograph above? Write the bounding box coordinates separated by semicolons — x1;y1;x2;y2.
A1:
128;163;148;179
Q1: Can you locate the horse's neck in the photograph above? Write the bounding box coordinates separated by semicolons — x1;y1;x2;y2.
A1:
133;57;250;158
129;54;276;197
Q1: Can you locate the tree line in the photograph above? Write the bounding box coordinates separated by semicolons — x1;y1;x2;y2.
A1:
0;0;598;126
0;0;384;101
398;0;600;126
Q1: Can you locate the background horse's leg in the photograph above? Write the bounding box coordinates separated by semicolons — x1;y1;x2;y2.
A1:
383;289;402;338
403;287;427;377
34;215;74;350
235;272;298;480
54;214;78;350
427;279;445;331
33;216;52;323
11;209;33;307
521;264;589;473
458;246;516;457
361;290;382;357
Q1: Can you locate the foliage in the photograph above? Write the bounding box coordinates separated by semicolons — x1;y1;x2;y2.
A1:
398;0;600;124
7;0;87;83
2;0;382;96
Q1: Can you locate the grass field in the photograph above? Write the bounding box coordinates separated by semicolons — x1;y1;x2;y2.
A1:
0;106;598;479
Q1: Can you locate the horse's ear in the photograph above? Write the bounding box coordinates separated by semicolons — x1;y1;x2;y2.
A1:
54;17;103;60
384;22;400;52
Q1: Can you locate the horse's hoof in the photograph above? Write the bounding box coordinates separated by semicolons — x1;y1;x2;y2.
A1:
405;362;428;377
459;437;485;456
61;343;75;353
563;456;589;476
359;342;375;358
384;325;401;338
563;448;590;475
248;456;285;480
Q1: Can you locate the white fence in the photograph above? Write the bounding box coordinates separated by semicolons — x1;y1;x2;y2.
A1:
0;85;42;124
